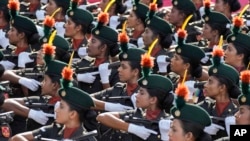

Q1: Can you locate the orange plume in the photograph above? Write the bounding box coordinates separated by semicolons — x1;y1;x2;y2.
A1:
175;84;189;100
240;70;250;83
149;3;158;12
43;16;55;28
233;16;244;27
118;32;129;43
177;29;187;39
204;0;210;8
97;12;109;25
8;0;20;11
61;67;73;81
42;44;56;55
140;54;154;68
212;48;224;57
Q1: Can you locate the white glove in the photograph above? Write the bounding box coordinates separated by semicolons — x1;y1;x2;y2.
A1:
225;116;235;135
77;72;98;83
41;0;48;4
55;22;65;37
128;123;157;140
159;119;171;141
78;47;87;58
54;101;60;119
204;123;225;135
104;102;133;112
18;77;41;91
130;93;137;108
28;109;54;125
156;55;170;73
98;63;111;84
36;10;45;21
0;60;15;70
18;52;34;68
0;29;9;49
184;81;196;100
109;16;120;30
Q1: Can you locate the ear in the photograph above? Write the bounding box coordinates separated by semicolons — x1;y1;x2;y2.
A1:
150;96;158;105
18;32;25;39
185;132;194;141
236;53;244;61
99;43;108;52
132;68;139;77
183;62;190;70
69;110;78;119
52;82;60;90
218;83;227;93
75;24;82;32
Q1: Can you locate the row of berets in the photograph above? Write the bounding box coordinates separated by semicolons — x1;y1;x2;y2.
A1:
0;0;249;141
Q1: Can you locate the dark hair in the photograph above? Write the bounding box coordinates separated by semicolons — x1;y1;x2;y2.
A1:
233;42;250;68
208;22;232;40
71;17;95;35
68;101;90;122
181;56;203;78
55;47;70;63
174;6;198;23
114;0;127;15
128;61;142;78
133;11;146;28
99;37;120;57
47;74;61;84
180;119;212;141
223;0;241;12
0;6;10;22
213;74;241;99
54;0;70;15
147;88;174;113
149;27;172;49
16;28;40;45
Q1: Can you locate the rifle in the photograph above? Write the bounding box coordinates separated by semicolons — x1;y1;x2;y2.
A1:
124;116;159;132
3;53;37;61
0;111;14;124
34;130;98;141
102;96;133;107
194;81;207;89
25;102;54;112
13;68;44;81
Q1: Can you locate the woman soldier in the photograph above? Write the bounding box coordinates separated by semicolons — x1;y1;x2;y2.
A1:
142;1;173;74
64;0;94;59
9;66;97;141
225;15;250;72
127;0;149;47
90;26;145;140
198;46;241;140
0;0;11;49
214;0;241;20
96;53;174;141
169;81;212;141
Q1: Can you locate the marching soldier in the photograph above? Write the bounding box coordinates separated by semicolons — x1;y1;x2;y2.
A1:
0;0;10;49
213;0;241;20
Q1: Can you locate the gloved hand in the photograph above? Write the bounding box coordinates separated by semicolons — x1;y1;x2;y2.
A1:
18;77;41;91
128;123;157;140
77;72;98;83
36;10;45;21
204;123;225;135
104;102;133;112
157;55;170;73
0;60;15;70
54;101;60;119
184;81;196;100
18;52;34;68
225;116;235;135
28;109;54;125
98;63;111;84
159;119;171;141
130;93;137;108
55;22;65;37
0;29;9;49
78;47;87;58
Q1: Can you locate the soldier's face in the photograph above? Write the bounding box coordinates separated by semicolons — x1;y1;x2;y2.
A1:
87;36;105;58
169;7;184;26
234;106;250;125
118;61;139;82
142;27;156;48
202;23;217;41
203;76;222;97
7;27;21;45
127;11;139;28
224;43;240;67
168;119;187;141
170;54;188;76
55;100;72;124
214;0;226;13
41;75;57;95
64;18;78;37
135;87;155;108
45;0;58;16
99;0;109;11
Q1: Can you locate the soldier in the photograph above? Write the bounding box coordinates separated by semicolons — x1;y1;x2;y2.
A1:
9;66;97;141
198;46;240;140
96;54;174;141
0;0;10;49
214;0;241;20
169;82;212;141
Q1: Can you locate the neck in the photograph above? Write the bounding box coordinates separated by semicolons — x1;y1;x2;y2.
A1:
65;119;81;128
147;105;160;112
73;33;85;40
208;35;219;48
214;92;230;102
134;24;145;33
16;40;29;48
233;62;245;72
126;75;139;85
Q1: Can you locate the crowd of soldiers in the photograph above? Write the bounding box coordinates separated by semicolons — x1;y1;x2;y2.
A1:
0;0;249;140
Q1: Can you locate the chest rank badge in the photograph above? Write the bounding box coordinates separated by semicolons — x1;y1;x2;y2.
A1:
1;125;10;138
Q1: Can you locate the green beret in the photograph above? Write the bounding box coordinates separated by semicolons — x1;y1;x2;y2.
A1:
0;0;8;7
67;7;94;26
227;33;250;52
132;0;149;22
208;63;239;85
53;35;69;51
92;25;118;44
203;11;231;26
175;44;205;64
146;15;173;35
138;74;173;93
171;0;196;13
45;60;67;77
238;71;250;106
58;86;94;109
171;103;211;127
11;15;38;35
119;48;145;62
